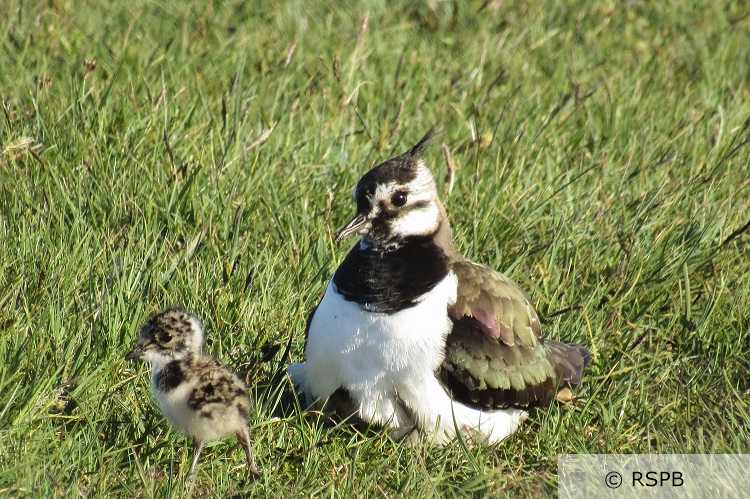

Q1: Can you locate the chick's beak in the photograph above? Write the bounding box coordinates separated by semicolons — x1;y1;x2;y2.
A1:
125;344;145;361
335;212;370;242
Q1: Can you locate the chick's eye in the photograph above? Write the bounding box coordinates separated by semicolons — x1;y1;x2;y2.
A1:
391;192;408;207
159;332;173;343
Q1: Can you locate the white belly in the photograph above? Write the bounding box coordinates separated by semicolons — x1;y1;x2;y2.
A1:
306;272;457;415
152;377;197;435
151;374;244;442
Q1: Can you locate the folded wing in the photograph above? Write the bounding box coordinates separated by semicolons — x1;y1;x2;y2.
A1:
442;261;589;409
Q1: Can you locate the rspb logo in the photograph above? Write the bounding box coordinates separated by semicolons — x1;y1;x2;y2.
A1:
559;454;749;497
604;470;684;489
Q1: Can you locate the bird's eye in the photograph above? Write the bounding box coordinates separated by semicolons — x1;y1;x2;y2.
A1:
391;192;408;207
159;332;173;343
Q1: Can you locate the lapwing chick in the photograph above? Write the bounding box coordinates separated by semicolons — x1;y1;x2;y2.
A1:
126;307;260;482
288;132;590;445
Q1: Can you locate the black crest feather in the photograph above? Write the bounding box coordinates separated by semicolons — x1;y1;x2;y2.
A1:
406;128;438;157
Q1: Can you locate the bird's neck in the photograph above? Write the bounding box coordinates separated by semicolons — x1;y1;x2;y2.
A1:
149;349;196;373
333;219;457;313
432;201;460;261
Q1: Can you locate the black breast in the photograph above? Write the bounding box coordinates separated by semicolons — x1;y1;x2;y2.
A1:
332;236;450;313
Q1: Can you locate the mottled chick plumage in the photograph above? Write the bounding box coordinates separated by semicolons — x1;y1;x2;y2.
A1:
126;307;259;482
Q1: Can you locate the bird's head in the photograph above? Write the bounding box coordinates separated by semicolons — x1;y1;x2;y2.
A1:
125;307;203;365
336;131;450;250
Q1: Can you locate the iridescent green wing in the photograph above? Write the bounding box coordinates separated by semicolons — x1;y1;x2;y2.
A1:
443;261;577;408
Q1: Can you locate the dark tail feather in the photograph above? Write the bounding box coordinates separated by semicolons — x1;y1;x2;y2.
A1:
544;340;590;385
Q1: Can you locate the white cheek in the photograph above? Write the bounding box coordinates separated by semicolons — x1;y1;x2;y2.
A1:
390;203;440;237
141;350;173;369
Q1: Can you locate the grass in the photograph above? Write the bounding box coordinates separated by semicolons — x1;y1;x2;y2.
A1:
1;0;748;496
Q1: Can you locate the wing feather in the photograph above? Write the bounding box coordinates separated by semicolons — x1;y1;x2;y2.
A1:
442;261;589;409
448;261;542;347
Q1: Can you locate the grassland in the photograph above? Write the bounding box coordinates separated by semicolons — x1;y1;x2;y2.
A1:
1;0;749;497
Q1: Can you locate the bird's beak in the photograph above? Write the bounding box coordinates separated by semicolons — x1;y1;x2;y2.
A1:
335;212;370;242
125;345;145;361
